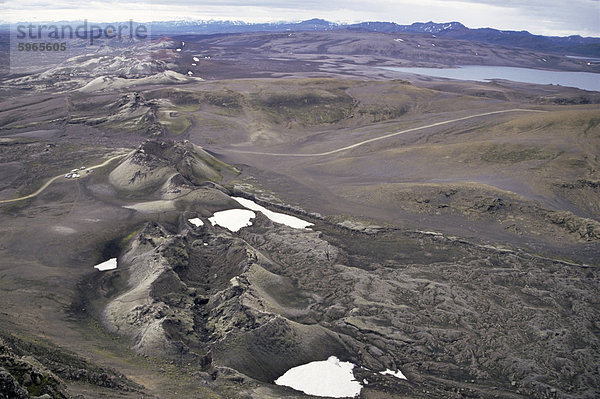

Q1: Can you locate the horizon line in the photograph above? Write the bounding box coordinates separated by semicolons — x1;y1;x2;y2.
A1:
0;18;598;39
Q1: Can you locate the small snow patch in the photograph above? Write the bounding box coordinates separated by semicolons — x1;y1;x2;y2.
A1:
275;356;362;398
379;369;407;380
188;218;204;227
209;209;255;232
94;258;117;271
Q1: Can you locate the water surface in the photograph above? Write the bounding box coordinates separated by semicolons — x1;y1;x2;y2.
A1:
381;65;600;92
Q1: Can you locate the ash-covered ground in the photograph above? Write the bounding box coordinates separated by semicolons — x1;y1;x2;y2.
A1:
0;30;599;399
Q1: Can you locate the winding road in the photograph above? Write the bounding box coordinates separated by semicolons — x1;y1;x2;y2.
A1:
0;153;129;205
222;108;547;157
0;109;546;205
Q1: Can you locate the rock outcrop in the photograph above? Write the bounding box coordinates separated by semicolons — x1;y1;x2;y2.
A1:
0;338;68;399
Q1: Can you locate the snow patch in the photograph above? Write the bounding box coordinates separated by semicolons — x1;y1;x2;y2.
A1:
94;258;117;271
379;369;407;380
232;197;313;229
209;209;255;232
188;218;204;227
275;356;362;398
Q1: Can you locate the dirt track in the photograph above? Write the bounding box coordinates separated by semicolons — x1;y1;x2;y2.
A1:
221;108;547;156
0;153;129;204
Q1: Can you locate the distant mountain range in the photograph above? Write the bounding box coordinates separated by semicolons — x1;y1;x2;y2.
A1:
149;19;600;57
2;19;599;56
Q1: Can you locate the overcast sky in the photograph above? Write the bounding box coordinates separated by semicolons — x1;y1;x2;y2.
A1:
1;0;599;37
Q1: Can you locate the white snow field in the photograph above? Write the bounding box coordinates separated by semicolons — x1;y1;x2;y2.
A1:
232;197;313;229
275;356;362;398
208;209;255;232
94;258;117;271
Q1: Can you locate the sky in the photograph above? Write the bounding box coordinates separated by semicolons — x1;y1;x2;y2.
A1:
1;0;599;37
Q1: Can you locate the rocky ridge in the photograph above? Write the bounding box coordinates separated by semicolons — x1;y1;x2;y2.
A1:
88;204;600;398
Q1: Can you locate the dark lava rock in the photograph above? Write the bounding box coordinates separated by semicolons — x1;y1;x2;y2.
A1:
0;367;29;399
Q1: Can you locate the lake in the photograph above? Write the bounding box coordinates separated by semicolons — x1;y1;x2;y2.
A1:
381;65;600;92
